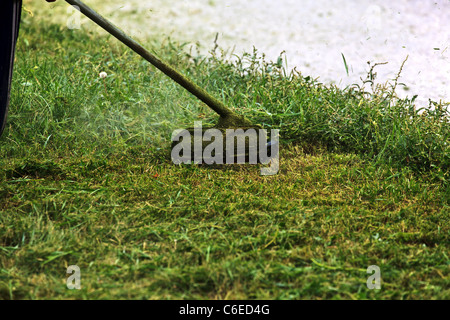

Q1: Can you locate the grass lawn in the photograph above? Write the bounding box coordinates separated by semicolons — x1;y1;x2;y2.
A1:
0;10;448;300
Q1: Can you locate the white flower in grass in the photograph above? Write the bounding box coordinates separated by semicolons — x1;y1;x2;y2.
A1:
99;71;108;79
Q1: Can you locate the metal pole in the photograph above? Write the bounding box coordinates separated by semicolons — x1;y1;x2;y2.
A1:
65;0;234;118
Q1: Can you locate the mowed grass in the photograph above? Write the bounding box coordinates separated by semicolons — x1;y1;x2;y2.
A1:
0;13;449;300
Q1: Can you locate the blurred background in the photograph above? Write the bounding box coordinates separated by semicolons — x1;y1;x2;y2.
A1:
24;0;450;108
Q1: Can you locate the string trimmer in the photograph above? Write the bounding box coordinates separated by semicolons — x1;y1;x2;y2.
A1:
63;0;279;164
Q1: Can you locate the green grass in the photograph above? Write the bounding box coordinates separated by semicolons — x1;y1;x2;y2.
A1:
0;14;449;300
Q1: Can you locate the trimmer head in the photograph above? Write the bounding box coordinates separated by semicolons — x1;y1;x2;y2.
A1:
171;125;278;165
